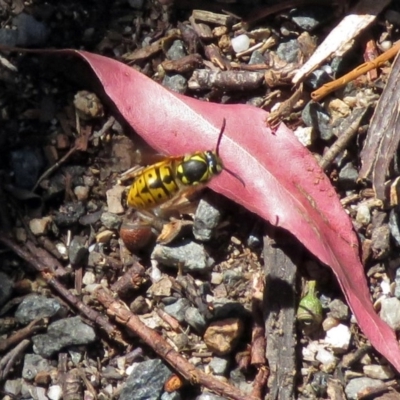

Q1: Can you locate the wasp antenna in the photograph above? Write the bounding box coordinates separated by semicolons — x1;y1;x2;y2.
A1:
225;167;246;187
215;118;226;156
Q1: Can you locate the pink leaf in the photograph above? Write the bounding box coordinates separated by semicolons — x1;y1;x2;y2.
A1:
68;50;400;371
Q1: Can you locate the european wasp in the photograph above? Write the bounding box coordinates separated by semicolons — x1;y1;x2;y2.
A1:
126;119;240;211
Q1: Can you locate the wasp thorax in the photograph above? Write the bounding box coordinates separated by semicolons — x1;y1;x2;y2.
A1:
177;151;223;185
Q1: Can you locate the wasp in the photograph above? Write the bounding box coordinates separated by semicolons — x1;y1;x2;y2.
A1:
126;119;240;211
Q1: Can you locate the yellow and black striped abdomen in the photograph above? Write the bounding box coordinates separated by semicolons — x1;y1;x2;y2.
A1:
127;159;181;210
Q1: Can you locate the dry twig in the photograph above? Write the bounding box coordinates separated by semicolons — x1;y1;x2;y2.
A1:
95;287;261;400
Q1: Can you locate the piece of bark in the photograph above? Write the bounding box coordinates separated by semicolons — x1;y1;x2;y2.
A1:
359;52;400;202
263;231;300;400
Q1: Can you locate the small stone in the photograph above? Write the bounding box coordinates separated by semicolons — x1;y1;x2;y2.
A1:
211;272;223;285
380;297;400;330
15;227;27;242
139;314;163;330
196;394;226;400
315;348;336;366
371;224;391;259
148;276;173;297
29;216;52;236
130;296;151;314
230;368;253;394
231;34;250;53
119;359;171;400
101;212;122;230
0;29;18;46
290;6;329;31
356;204;371;225
15;294;62;325
22;354;52;380
161;392;182;400
363;364;395;380
338;162;358;190
389;209;400;247
74;91;104;120
106;185;125;214
328;299;349;320
293;126;315;147
277;39;301;63
164;299;190;323
302;101;333;141
47;385;62;400
68;236;88;265
345;377;383;400
96;230;114;243
166;40;186;60
248;50;265;65
82;271;96;286
305;67;332;90
394;268;400;299
128;0;144;9
209;357;229;375
310;371;330;397
54;202;86;227
162;74;187;94
385;9;400;25
184;307;206;334
3;379;22;396
13;13;49;46
193;198;221;241
32;316;96;357
74;186;89;201
204;318;243;356
0;272;13;307
324;324;351;352
151;241;214;272
322;316;340;331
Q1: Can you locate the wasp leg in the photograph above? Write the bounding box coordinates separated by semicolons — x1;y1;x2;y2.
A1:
156;185;205;216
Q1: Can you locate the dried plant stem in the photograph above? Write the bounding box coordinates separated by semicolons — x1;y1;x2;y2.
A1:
311;41;400;102
0;339;30;380
319;108;365;170
95;287;261;400
0;318;46;353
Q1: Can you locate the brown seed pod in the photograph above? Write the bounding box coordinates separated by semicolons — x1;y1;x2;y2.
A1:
119;220;154;252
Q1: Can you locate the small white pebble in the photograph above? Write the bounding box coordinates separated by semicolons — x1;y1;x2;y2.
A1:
324;324;351;351
302;340;321;361
47;385;62;400
231;34;250;53
55;242;68;259
294;126;315;147
82;271;96;286
29;216;52;236
355;204;371;225
380;279;391;295
211;272;223;285
316;348;336;365
104;384;114;395
380;40;393;51
74;185;89;201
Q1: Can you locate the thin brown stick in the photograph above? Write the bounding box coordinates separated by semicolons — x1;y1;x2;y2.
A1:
319;107;366;170
32;145;77;192
0;339;30;380
250;367;269;399
95;287;259;400
311;41;400;102
0;318;46;353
